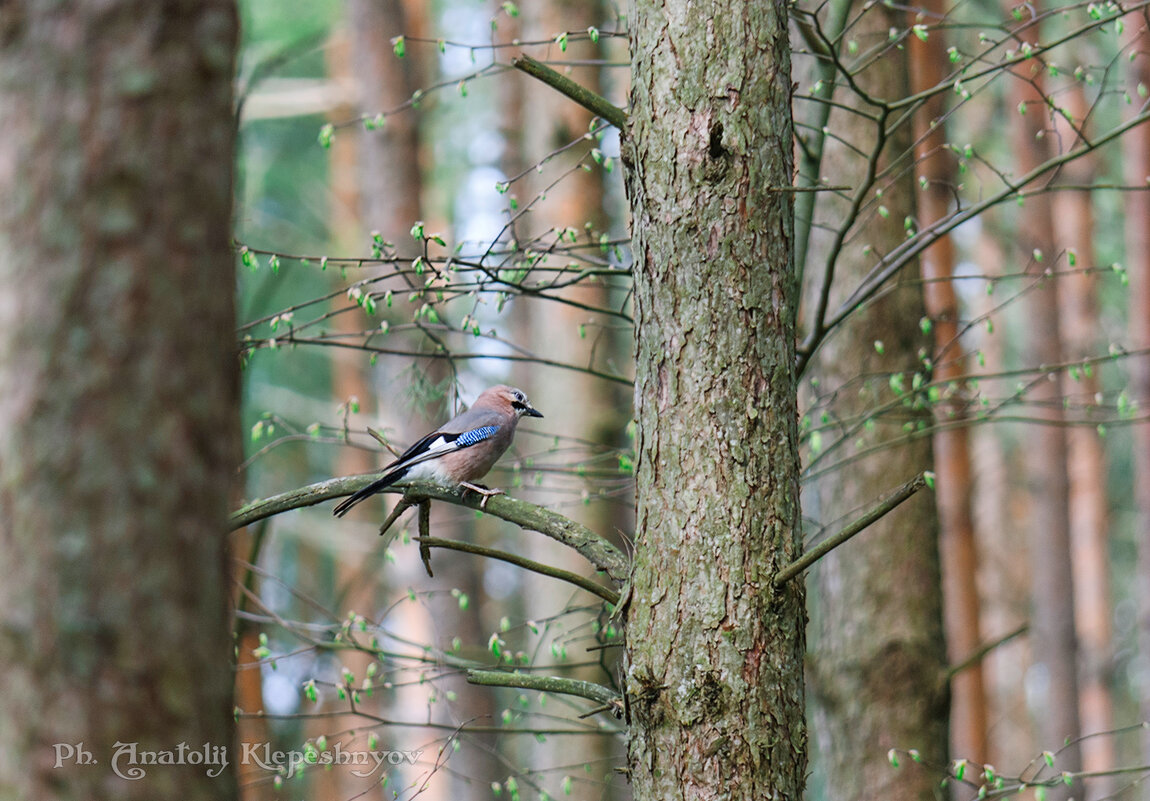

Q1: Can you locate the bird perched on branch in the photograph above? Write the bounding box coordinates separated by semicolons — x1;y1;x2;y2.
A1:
333;385;543;517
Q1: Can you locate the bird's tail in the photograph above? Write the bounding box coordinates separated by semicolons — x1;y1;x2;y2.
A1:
332;467;408;517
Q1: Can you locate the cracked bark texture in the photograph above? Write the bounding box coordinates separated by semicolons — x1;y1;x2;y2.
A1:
622;2;806;799
0;4;240;800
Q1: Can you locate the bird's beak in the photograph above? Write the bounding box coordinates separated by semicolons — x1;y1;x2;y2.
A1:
524;405;544;419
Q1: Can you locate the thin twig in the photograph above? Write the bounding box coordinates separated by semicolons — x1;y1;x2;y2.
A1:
416;536;619;604
511;55;628;130
947;624;1027;679
466;668;622;712
773;472;929;586
418;501;433;577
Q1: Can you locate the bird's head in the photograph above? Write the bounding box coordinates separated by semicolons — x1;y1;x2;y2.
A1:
482;385;544;419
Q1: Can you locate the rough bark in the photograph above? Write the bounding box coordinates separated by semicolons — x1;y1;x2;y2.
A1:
0;3;240;801
908;0;989;771
804;4;948;800
623;1;807;798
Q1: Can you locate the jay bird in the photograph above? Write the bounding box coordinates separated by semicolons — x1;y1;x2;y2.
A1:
333;385;543;517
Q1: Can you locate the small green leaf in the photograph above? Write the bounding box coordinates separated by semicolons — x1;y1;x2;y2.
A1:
318;123;335;148
392;35;405;58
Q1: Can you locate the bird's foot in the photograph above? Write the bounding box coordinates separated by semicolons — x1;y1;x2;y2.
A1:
459;481;505;510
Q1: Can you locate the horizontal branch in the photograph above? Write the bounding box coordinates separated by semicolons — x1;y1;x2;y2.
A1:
416;536;619;604
466;668;622;710
511;55;628;130
773;472;929;586
230;477;629;583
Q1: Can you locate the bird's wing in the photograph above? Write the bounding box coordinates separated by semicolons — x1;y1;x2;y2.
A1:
332;422;501;517
385;423;500;472
383;403;506;470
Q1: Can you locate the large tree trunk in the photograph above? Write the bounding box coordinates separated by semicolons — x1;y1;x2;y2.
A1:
623;0;807;798
0;3;240;801
804;4;948;799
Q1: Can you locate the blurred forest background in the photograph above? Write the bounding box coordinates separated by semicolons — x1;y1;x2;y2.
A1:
232;0;1150;799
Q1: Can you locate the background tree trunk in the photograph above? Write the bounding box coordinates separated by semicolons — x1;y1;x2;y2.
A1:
516;1;630;796
623;0;807;798
1052;84;1115;801
1124;17;1150;796
0;3;240;800
908;0;989;773
804;4;949;799
1005;4;1083;784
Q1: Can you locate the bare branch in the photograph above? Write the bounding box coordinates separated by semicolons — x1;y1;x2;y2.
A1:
773;472;929;586
465;668;623;712
512;54;628;130
416;536;620;604
230;477;630;583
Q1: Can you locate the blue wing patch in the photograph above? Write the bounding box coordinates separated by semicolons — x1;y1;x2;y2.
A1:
454;425;498;448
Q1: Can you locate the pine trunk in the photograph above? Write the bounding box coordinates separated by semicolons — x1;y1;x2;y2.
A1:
623;1;807;798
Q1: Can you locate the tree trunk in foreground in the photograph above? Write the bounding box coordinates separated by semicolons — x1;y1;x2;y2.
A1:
623;1;806;799
0;4;240;800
